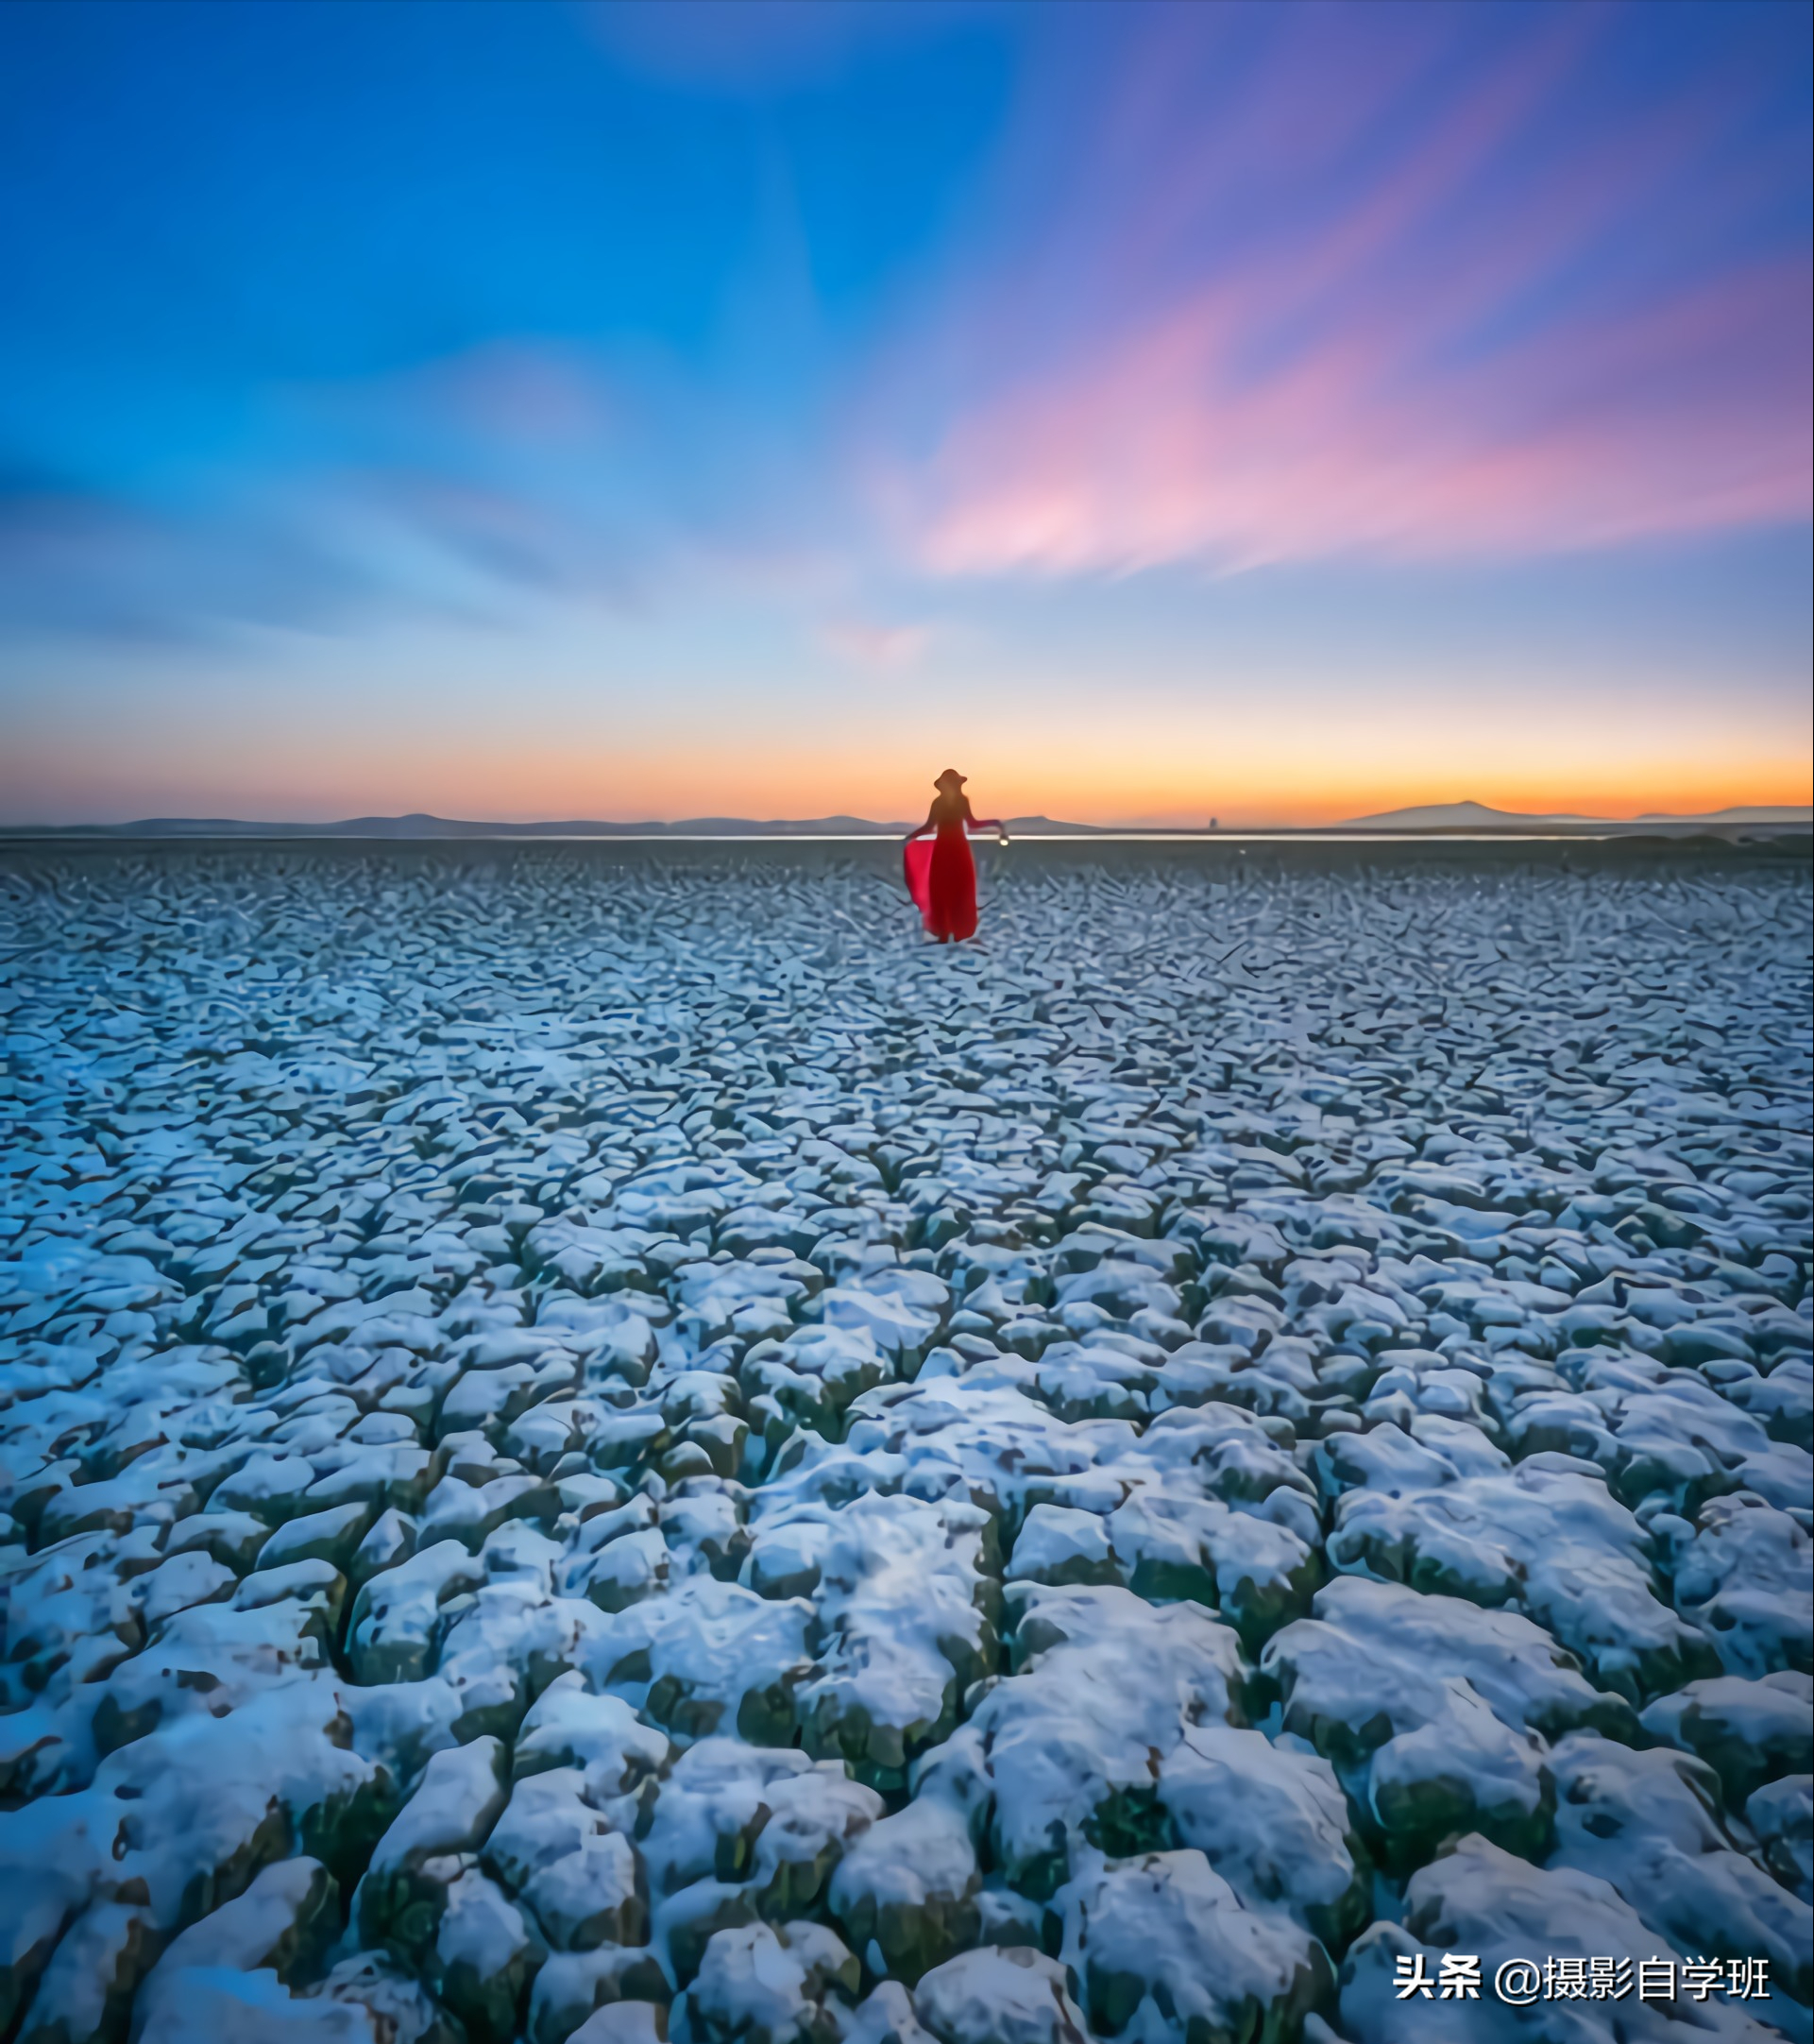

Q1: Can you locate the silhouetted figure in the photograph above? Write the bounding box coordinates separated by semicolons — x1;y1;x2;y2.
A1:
903;769;1008;943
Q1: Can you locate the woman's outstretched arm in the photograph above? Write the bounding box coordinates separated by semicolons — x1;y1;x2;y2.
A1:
962;798;1009;840
903;801;939;843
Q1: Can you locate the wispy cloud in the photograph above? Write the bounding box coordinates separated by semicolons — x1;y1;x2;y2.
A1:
905;259;1810;576
0;341;777;642
871;6;1812;576
821;619;929;669
583;0;1000;94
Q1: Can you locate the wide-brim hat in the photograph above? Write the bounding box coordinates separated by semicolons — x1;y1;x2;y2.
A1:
935;768;967;789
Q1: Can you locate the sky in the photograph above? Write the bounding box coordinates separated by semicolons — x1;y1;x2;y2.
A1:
0;0;1808;827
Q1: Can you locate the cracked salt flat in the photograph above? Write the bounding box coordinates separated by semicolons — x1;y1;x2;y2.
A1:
0;838;1809;2044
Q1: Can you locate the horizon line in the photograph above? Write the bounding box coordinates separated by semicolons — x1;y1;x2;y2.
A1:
5;798;1810;842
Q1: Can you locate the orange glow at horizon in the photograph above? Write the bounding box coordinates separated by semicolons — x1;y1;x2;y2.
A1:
6;616;1808;830
8;724;1806;830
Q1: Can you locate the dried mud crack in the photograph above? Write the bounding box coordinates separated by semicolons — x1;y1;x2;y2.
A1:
1;840;1809;2043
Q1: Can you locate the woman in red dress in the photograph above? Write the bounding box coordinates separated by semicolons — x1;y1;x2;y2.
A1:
903;769;1009;942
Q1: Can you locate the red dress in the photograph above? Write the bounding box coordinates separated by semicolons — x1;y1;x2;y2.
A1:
905;821;980;940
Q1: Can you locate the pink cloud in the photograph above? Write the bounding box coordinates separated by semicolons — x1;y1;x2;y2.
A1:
822;619;929;669
875;9;1811;576
911;257;1810;574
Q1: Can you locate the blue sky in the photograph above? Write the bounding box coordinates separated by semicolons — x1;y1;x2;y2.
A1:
1;0;1808;824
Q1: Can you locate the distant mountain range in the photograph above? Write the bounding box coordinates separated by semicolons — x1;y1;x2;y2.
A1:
3;811;1109;839
72;812;933;838
5;803;1807;838
1342;800;1812;829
